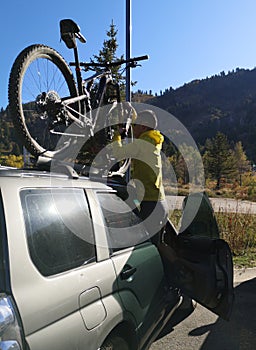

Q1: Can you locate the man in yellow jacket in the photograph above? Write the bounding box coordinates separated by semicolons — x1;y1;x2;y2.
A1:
112;109;168;245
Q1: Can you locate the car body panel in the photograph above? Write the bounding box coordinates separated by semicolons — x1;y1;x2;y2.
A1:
111;244;174;342
161;231;234;320
111;244;165;318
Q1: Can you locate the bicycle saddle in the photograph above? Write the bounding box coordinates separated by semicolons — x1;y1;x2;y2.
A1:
60;19;86;49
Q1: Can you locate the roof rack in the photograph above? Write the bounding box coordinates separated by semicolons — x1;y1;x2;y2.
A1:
33;156;105;179
35;156;80;179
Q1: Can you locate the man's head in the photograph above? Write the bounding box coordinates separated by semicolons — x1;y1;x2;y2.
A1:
133;110;158;138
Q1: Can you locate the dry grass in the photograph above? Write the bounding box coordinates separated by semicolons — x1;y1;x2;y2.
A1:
169;208;256;268
215;211;256;267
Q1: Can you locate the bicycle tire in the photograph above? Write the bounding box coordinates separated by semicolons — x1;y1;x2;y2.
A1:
8;44;79;158
87;101;132;177
79;76;132;176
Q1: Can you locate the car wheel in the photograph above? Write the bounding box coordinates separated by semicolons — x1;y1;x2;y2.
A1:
100;334;130;350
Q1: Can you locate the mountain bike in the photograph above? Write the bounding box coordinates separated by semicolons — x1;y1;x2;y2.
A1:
8;19;148;174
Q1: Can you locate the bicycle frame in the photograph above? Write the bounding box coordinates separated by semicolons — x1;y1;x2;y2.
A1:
60;69;113;131
54;44;119;137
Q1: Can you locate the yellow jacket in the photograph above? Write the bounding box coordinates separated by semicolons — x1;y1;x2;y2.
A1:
112;129;165;201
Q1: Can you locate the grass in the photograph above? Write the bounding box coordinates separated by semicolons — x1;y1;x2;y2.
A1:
232;250;256;268
166;176;256;268
216;211;256;268
164;174;256;201
169;209;256;268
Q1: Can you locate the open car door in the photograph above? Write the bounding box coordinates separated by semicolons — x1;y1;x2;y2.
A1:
159;192;234;321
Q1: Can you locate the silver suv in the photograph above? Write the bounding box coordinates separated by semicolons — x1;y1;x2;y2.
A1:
0;165;234;350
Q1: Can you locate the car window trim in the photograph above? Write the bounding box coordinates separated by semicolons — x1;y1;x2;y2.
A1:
85;189;111;261
0;190;11;292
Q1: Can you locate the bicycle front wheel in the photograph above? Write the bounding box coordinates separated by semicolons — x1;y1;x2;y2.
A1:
8;44;79;158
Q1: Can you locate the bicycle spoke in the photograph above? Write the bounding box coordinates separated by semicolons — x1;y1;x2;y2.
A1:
8;44;79;157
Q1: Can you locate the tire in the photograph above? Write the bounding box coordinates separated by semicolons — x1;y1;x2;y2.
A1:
83;101;132;177
8;44;79;158
100;334;130;350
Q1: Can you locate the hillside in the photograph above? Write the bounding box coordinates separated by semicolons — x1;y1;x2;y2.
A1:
143;68;256;162
2;67;256;163
0;107;22;155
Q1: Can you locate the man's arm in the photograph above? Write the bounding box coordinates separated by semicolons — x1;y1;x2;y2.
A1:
111;131;140;160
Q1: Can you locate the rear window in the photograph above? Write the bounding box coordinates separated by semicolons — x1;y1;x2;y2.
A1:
97;192;150;250
21;188;96;276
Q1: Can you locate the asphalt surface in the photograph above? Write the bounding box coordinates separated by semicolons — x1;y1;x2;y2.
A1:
233;267;256;283
150;268;256;350
166;196;256;214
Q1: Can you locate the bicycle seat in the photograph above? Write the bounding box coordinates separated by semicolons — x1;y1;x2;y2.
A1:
60;19;86;49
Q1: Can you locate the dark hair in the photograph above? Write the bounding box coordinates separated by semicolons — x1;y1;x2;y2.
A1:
136;110;158;129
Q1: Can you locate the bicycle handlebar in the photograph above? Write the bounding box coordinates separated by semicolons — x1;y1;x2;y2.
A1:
70;55;149;69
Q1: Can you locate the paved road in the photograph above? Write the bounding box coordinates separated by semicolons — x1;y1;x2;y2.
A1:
166;195;256;214
150;269;256;350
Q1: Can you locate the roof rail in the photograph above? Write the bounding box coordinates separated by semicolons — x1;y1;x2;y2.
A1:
34;156;128;182
35;156;79;179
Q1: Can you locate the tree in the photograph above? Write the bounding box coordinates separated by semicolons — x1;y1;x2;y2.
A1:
78;22;126;164
12;143;21;156
0;155;23;168
233;141;250;185
203;132;237;189
169;144;204;185
91;20;125;99
164;140;203;186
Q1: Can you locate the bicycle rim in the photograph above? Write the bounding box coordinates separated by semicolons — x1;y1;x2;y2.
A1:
8;45;79;158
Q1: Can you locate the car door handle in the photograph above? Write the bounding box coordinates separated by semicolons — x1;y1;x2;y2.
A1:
120;265;137;280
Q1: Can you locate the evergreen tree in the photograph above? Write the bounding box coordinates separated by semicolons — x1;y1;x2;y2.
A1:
91;20;125;98
203;132;237;189
233;141;250;185
170;144;204;185
174;152;188;184
12;143;21;156
78;22;125;164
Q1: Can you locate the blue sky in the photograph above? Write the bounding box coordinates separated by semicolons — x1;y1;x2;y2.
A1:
1;0;256;108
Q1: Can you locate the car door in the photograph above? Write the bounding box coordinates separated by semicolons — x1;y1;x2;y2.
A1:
12;186;114;350
159;192;234;321
96;191;180;345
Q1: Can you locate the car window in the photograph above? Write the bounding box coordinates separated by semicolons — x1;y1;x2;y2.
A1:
97;192;150;251
179;192;219;238
21;188;96;276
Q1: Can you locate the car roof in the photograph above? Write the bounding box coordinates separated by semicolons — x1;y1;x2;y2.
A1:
0;165;112;191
